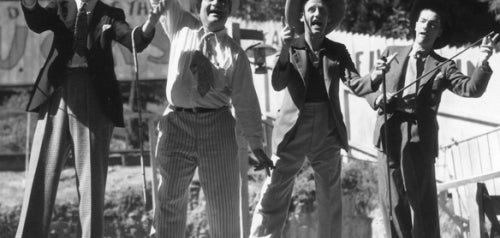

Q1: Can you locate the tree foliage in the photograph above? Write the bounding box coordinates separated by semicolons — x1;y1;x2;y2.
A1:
235;0;413;38
235;0;499;45
340;0;412;39
233;0;284;21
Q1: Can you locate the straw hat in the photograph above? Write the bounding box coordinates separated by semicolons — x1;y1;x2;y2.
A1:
285;0;345;35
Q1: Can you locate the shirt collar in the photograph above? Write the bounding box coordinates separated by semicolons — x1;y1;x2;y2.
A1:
409;46;431;60
198;27;228;40
75;0;97;13
292;34;327;52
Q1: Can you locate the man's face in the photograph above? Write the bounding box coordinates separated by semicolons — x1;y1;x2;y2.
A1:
302;0;329;37
199;0;231;32
414;9;443;48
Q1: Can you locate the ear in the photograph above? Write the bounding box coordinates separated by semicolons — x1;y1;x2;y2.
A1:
300;13;304;23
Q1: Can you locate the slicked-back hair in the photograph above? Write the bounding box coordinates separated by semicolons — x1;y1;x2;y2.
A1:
410;2;452;49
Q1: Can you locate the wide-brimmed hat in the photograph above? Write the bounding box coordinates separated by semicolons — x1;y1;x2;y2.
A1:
409;1;452;49
285;0;345;35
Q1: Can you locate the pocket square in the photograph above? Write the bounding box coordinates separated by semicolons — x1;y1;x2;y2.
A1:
102;24;111;32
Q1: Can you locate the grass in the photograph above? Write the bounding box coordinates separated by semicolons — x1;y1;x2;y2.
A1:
0;159;463;237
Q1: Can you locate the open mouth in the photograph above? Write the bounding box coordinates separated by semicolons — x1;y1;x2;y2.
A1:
208;8;224;17
311;19;323;28
418;32;429;37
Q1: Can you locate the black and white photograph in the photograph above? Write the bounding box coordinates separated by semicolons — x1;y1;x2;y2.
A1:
1;0;500;237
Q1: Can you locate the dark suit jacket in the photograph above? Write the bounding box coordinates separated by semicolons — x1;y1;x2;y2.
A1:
366;45;492;158
22;0;154;127
271;36;375;153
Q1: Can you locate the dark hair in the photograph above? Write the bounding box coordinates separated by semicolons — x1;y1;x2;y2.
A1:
410;2;451;49
194;0;232;13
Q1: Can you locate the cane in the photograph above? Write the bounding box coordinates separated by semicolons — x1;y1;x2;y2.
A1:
131;27;150;210
380;52;398;234
393;31;496;96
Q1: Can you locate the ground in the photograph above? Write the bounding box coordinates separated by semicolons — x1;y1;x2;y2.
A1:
1;166;152;211
0;162;460;238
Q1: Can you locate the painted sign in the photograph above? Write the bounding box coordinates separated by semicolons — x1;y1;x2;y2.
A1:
0;0;170;85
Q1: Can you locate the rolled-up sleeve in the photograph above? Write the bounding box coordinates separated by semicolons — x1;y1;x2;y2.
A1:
154;0;199;40
231;53;264;150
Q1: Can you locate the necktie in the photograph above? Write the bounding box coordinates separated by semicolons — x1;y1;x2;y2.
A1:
402;53;424;98
74;2;88;56
414;51;424;78
195;33;216;97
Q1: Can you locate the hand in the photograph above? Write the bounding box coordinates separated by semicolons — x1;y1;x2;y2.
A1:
142;0;167;38
370;57;390;84
149;0;161;7
277;24;294;66
478;33;499;64
252;149;275;177
148;0;167;24
375;91;396;113
281;24;295;49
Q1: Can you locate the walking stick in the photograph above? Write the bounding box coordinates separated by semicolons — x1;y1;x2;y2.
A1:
393;31;495;96
381;52;398;235
131;27;150;210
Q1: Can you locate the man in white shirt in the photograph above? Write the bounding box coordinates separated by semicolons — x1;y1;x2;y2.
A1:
151;0;273;237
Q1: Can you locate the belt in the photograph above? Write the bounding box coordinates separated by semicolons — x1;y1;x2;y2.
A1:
169;105;223;113
393;110;417;122
66;67;89;73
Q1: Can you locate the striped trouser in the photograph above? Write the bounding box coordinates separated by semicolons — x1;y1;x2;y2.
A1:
16;68;114;238
154;107;240;238
250;102;342;238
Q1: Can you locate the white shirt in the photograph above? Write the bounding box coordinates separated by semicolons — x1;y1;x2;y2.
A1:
156;0;264;149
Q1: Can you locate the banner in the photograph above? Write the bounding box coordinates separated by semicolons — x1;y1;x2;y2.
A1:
0;0;170;85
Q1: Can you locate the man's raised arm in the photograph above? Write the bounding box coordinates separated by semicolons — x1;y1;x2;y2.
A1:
150;0;200;40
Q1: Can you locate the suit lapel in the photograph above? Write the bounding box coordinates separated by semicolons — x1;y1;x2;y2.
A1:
321;41;338;97
291;47;308;86
389;46;412;92
322;57;332;96
88;1;105;50
416;52;440;94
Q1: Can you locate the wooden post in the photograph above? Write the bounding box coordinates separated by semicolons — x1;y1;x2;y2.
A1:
229;22;272;238
148;119;160;213
229;22;251;238
25;112;31;174
469;183;485;238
